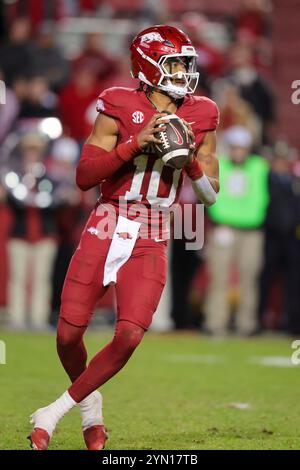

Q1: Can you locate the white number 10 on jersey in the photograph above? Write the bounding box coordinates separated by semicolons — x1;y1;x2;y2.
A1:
125;155;181;207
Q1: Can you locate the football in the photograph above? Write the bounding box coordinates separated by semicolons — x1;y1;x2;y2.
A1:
154;114;191;170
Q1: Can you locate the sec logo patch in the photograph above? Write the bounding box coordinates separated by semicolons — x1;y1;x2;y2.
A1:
132;111;144;124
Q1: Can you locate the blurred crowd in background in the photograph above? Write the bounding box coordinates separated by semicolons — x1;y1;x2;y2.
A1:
0;0;300;336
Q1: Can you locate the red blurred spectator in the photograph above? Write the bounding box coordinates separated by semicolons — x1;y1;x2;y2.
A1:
72;32;118;82
236;1;272;75
5;0;62;34
79;0;99;14
59;63;101;143
236;0;269;39
217;83;262;146
181;12;225;78
102;56;139;89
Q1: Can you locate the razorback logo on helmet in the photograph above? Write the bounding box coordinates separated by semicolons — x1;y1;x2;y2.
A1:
132;111;145;124
140;32;164;44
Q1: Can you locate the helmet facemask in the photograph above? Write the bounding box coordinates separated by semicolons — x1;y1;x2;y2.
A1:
157;54;199;99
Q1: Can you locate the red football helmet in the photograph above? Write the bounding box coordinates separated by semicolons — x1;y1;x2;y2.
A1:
130;25;199;99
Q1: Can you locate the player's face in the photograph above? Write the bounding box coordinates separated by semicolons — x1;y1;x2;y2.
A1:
164;57;188;85
162;57;189;86
164;57;188;74
155;53;199;98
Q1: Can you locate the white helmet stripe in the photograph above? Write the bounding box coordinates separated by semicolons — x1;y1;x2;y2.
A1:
136;47;160;68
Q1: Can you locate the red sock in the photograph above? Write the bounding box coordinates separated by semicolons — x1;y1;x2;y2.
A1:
56;318;88;383
68;320;145;403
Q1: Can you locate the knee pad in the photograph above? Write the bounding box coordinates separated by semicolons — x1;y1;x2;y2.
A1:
57;317;86;348
113;320;145;356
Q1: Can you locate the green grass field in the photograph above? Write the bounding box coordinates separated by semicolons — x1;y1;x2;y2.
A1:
0;328;300;450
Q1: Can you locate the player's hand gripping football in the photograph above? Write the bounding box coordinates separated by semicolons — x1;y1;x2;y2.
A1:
136;113;169;149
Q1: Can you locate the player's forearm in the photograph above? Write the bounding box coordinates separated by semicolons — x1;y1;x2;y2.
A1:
185;156;219;207
76;137;141;191
207;176;220;193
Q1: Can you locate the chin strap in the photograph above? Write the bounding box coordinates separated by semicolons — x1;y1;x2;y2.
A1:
139;72;187;99
158;77;188;98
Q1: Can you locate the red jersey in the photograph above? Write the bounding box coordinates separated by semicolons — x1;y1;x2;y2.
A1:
96;87;219;237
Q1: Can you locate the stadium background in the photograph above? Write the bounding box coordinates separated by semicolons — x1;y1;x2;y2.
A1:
0;0;300;450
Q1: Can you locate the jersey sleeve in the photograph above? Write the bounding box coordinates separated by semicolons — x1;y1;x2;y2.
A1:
196;98;219;131
204;99;219;131
96;88;121;121
192;98;219;147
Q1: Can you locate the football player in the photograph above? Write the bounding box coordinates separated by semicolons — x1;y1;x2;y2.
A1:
29;25;219;450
